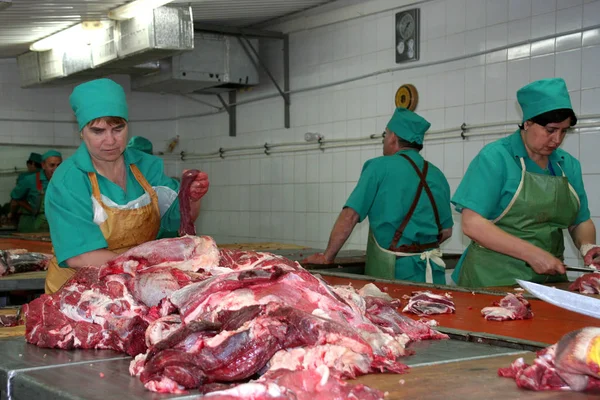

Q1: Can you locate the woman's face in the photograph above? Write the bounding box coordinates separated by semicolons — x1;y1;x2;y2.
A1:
82;118;128;162
522;117;571;157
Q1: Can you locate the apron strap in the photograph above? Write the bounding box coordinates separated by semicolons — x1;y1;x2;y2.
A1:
88;165;159;207
88;172;102;202
35;172;43;194
129;164;158;204
389;154;443;250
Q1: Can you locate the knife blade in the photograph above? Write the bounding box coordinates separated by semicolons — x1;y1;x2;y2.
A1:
565;265;598;273
516;279;600;319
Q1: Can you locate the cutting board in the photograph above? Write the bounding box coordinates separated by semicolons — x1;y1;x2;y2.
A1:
353;353;595;399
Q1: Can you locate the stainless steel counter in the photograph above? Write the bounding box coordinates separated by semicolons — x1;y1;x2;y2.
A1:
0;336;524;400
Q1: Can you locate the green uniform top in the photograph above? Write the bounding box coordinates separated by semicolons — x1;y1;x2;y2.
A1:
452;130;590;225
11;171;48;213
45;144;181;267
345;149;454;249
15;171;37;186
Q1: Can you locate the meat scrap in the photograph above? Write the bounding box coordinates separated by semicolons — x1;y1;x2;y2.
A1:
499;328;600;392
481;293;533;321
569;273;600;294
0;249;51;276
402;291;455;316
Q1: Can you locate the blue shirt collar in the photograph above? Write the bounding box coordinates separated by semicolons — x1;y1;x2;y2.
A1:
72;143;142;173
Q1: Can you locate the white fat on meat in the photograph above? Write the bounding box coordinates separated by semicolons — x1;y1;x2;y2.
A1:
205;382;284;398
59;284;144;325
268;345;372;378
357;283;393;301
145;315;182;347
144;376;186;394
129;353;147;377
330;286;367;315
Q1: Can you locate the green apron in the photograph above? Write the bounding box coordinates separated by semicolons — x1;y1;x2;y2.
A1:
17;172;49;233
364;154;445;283
457;157;579;288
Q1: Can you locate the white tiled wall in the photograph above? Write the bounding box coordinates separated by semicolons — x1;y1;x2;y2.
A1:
0;1;598;266
174;0;600;265
0;59;181;206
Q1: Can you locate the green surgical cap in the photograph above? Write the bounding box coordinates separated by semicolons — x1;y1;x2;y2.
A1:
127;136;153;155
28;153;42;164
517;78;573;122
69;78;129;131
42;150;62;161
386;108;431;145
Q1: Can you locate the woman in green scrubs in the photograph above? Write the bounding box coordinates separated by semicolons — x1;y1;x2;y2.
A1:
44;78;210;293
452;78;600;288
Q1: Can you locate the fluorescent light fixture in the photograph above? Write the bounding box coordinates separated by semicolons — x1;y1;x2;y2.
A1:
108;0;175;21
29;21;106;52
0;0;12;12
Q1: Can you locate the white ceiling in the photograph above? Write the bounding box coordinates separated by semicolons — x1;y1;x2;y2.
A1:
0;0;336;58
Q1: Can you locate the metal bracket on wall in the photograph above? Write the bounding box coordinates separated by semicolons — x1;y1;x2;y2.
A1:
194;24;291;134
236;35;290;130
216;92;237;137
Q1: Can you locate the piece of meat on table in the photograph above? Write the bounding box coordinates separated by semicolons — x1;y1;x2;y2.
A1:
402;291;456;316
569;272;600;294
0;249;51;276
481;293;533;321
178;169;201;237
202;366;385;400
499;328;600;392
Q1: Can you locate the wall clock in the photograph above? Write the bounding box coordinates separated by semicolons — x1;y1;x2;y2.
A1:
395;8;420;63
395;84;419;111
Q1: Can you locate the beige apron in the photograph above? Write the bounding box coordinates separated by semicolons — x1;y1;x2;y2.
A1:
45;164;161;294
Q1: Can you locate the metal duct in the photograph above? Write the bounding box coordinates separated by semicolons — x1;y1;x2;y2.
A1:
16;4;194;88
130;32;260;94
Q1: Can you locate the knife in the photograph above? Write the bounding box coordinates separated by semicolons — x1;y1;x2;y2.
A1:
516;279;600;319
566;265;598;273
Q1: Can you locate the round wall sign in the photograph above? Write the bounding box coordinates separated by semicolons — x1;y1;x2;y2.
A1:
395;84;419;111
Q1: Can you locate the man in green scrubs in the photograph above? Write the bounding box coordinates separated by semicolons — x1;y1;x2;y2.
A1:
17;152;42;184
452;78;598;287
10;150;63;233
127;136;153;155
7;152;42;225
303;108;454;284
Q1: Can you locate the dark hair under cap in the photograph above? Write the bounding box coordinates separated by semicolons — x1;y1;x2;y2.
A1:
518;108;577;130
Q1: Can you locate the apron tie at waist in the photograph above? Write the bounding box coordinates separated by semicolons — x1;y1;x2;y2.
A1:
374;235;445;284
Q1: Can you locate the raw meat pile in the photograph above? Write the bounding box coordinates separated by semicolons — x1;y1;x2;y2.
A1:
402;291;455;316
23;166;449;398
499;328;600;392
481;293;533;321
569;272;600;294
0;249;51;276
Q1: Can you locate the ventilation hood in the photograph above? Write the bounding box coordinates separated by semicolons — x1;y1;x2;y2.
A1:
16;4;194;88
130;32;260;95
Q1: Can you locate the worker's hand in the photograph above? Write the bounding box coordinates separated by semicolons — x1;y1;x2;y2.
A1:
582;245;600;270
301;253;334;265
186;170;209;201
527;248;566;275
